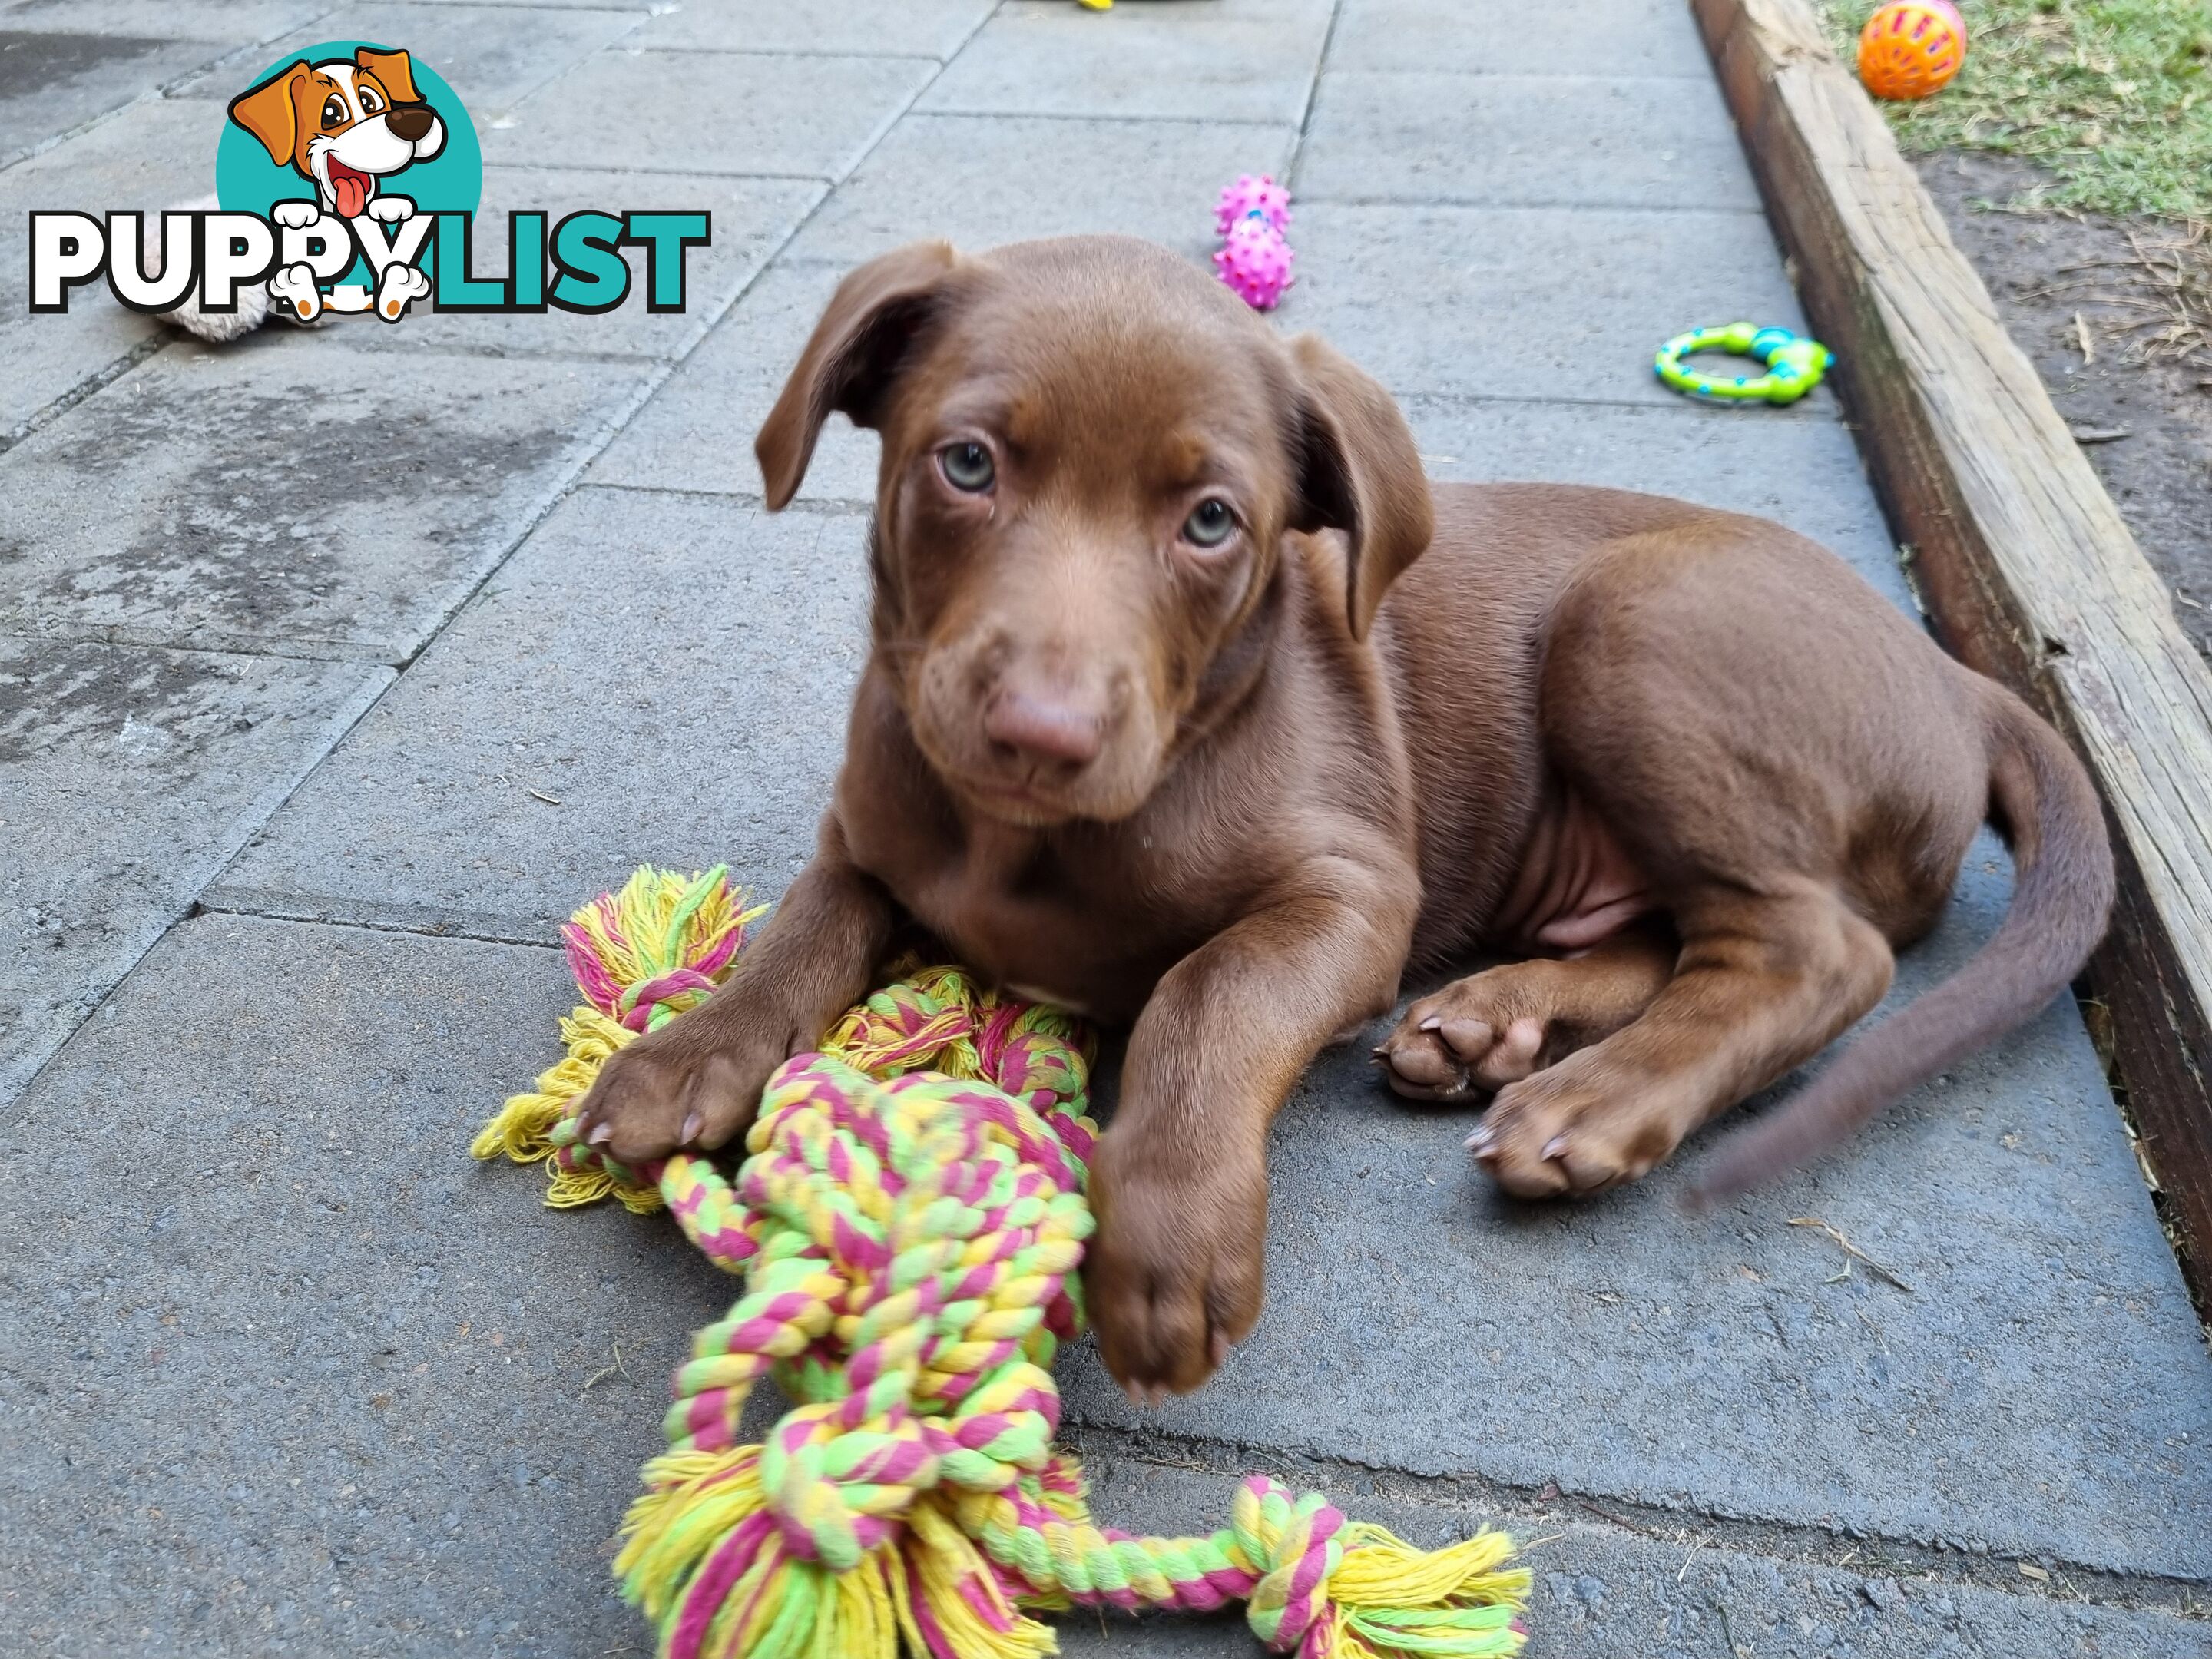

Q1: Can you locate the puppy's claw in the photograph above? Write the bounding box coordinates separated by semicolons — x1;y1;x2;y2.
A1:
588;1122;614;1147
1418;1015;1442;1032
680;1111;704;1146
1542;1135;1570;1161
1209;1330;1231;1369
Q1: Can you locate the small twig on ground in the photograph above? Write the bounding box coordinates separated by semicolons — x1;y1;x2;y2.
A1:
528;787;564;806
581;1339;631;1395
2075;310;2096;363
1711;1595;1751;1659
1677;1537;1707;1581
1787;1217;1917;1293
1571;1495;1661;1537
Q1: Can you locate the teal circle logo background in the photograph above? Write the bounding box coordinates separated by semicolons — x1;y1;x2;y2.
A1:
215;40;481;290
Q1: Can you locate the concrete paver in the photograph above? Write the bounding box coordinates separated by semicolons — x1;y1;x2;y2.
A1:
2;1;330;45
0;95;225;437
1328;0;1715;79
632;0;997;60
0;914;728;1659
0;640;389;1104
1402;396;1904;595
919;0;1336;126
0;26;233;164
213;488;869;935
480;45;937;180
0;333;654;661
1293;200;1813;406
5;0;2207;1653
783;111;1296;264
1298;70;1763;211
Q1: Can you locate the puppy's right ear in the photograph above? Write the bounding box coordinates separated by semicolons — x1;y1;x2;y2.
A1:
228;62;312;168
756;240;958;511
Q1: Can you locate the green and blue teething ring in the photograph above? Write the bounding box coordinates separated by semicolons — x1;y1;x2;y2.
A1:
1654;323;1831;405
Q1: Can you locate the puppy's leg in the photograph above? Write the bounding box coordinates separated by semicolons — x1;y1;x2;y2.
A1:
572;818;892;1166
1472;881;1893;1197
1377;926;1676;1098
1087;884;1411;1396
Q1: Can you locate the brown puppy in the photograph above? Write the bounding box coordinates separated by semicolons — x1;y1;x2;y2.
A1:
575;236;2113;1396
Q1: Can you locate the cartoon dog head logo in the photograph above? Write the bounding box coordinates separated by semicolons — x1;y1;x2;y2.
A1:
227;48;446;222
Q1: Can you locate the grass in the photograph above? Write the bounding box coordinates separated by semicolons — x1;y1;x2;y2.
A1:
1813;0;2212;218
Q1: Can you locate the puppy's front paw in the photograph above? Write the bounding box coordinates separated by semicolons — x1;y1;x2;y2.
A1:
273;199;323;230
573;1001;801;1167
1085;1137;1264;1399
367;195;415;224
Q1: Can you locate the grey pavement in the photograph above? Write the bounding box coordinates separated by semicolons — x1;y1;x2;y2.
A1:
2;2;2207;1657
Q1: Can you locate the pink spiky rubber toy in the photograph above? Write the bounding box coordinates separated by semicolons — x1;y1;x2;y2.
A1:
1214;220;1294;310
1215;173;1291;237
1212;174;1295;312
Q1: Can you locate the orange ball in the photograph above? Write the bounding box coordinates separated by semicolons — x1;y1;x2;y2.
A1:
1858;0;1966;101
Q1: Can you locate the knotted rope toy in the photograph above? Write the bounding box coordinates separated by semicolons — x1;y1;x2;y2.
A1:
1654;322;1831;406
475;866;1532;1659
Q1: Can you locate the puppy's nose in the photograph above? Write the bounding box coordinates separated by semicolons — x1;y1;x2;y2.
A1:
984;689;1101;767
386;104;434;142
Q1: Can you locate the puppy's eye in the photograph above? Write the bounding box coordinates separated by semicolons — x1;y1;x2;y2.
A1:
359;88;384;113
939;442;995;493
1181;498;1237;548
321;95;347;128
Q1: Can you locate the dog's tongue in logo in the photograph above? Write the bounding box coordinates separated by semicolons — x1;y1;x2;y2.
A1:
326;158;372;219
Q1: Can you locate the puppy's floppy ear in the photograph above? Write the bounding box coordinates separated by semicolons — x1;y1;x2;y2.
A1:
354;47;421;104
1287;333;1434;641
756;240;959;512
228;61;313;167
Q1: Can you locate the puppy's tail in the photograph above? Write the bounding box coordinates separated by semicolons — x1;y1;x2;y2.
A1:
1691;685;2114;1205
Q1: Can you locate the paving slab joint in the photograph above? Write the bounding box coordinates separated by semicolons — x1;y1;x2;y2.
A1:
0;328;178;456
1061;1420;2212;1616
194;889;569;952
580;479;876;513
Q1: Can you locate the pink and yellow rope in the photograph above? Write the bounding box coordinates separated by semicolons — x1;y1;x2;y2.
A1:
475;867;1528;1659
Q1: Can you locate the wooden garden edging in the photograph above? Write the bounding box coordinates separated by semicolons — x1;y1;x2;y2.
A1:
1691;0;2212;1287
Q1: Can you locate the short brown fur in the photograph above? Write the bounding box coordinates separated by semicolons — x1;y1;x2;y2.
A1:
575;237;2114;1396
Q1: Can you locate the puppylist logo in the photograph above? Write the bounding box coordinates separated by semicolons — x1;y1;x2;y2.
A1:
28;41;709;325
